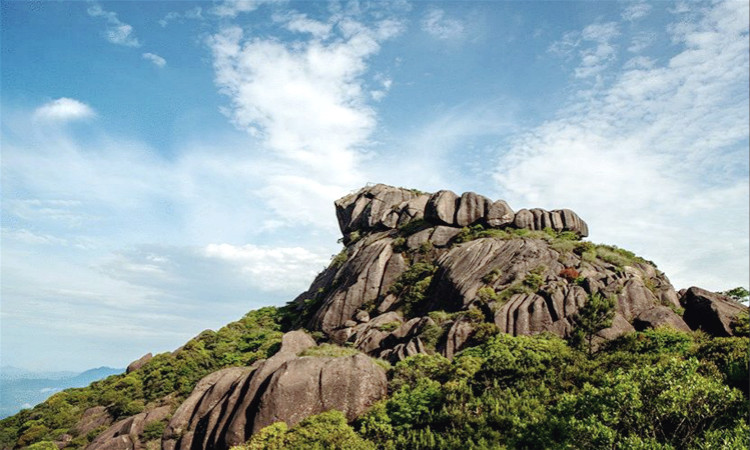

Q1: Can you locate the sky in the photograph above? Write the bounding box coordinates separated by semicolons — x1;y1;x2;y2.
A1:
1;0;748;372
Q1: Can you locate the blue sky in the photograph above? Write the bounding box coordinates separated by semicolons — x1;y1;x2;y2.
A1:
1;0;748;372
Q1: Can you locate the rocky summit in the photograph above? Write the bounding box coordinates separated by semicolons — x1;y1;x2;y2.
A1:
3;184;747;450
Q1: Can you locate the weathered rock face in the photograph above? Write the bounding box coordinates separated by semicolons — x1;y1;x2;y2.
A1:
75;406;113;437
126;353;152;374
162;331;386;450
680;287;747;336
85;406;170;450
293;185;689;363
334;184;589;238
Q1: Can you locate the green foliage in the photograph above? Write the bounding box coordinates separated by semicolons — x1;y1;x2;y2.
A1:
730;312;749;336
0;307;284;450
481;267;502;284
570;293;616;356
418;324;445;350
418;240;434;254
690;336;749;394
141;420;166;441
389;262;437;315
547;358;745;450
721;287;749;303
330;248;348;268
358;331;747;450
240;410;376;450
299;343;361;358
25;442;58;450
391;237;408;253
378;321;401;332
398;218;430;236
593;244;653;268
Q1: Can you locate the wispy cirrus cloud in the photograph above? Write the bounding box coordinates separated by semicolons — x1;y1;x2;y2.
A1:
421;8;465;41
142;52;167;68
495;0;749;290
159;6;203;27
549;22;620;79
621;1;653;21
87;2;140;47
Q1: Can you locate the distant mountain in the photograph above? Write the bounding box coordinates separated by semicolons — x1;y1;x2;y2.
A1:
0;366;122;418
0;365;77;381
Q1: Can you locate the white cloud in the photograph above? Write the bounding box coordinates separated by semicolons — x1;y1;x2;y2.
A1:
622;2;653;21
159;6;203;27
204;243;330;292
33;98;95;122
549;22;620;79
421;9;464;41
495;0;750;291
628;32;654;53
273;11;333;38
87;2;140;47
142;52;167;68
211;0;279;18
207;11;403;227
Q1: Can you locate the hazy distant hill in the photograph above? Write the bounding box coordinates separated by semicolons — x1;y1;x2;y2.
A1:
0;366;122;418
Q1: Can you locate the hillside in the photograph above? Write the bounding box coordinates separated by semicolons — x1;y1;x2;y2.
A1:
1;184;747;450
0;368;123;419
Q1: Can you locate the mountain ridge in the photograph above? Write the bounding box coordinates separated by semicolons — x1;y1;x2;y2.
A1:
1;184;747;450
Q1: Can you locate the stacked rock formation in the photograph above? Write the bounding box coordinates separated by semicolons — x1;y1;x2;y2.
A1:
335;184;588;239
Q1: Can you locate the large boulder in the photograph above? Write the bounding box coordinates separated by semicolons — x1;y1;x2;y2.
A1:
680;287;748;336
126;353;152;374
74;406;113;437
455;192;488;227
85;406;170;450
163;331;385;450
425;190;459;226
252;353;387;432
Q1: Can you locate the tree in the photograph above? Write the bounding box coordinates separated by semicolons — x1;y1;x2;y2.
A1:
721;287;749;304
571;293;616;356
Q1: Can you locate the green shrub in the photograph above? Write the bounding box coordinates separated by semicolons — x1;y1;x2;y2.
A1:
389;262;437;315
299;344;361;358
391;237;407;253
241;410;375;450
141;420;166;441
378;321;401;332
398;218;429;236
330;248;348;268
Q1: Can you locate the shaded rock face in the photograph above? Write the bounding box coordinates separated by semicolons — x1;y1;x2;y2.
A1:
293;185;689;363
85;406;170;450
334;184;589;238
126;353;152;374
75;406;113;437
680;287;748;336
162;331;386;450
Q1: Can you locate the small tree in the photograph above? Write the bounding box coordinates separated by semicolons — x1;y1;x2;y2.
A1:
721;287;749;304
571;293;616;356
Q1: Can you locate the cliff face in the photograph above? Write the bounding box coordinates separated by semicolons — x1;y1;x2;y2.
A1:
14;184;746;450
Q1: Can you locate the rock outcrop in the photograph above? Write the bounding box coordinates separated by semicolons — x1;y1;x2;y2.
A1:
162;331;387;450
291;184;690;362
334;184;589;238
126;353;152;374
85;406;171;450
680;287;747;336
